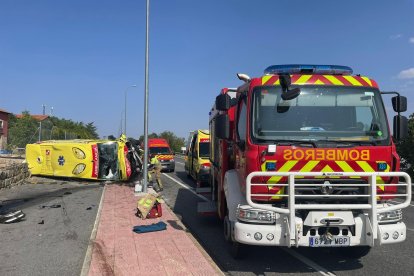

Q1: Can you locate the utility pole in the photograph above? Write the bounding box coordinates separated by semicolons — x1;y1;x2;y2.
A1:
142;0;150;193
39;104;46;141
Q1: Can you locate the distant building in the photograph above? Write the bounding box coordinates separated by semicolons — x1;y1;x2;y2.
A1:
15;114;49;122
0;108;11;150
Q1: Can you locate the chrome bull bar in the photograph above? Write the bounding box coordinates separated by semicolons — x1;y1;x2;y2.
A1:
246;171;412;245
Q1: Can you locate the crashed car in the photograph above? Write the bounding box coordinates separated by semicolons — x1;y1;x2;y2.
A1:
26;135;142;181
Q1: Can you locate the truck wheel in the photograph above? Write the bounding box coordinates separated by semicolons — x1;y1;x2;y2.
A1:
338;246;371;259
224;214;245;259
229;240;245;259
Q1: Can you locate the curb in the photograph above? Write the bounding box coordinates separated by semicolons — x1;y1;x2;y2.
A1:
80;183;106;276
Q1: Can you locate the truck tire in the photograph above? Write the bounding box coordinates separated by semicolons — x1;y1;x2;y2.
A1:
224;213;245;259
228;240;245;259
223;214;232;242
338;246;371;259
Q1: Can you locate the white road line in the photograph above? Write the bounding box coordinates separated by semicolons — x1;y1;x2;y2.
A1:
407;228;414;232
175;161;184;165
282;248;336;276
162;173;209;202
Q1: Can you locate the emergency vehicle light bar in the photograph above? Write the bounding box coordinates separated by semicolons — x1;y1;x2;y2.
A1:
264;64;353;76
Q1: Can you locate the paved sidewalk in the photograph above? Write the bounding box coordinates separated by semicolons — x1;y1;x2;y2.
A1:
85;184;222;276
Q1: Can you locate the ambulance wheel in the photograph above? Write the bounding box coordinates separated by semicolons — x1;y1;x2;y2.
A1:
338;246;371;259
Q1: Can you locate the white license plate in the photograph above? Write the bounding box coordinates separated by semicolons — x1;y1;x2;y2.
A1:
309;236;350;247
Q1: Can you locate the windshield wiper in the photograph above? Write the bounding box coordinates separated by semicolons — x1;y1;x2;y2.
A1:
273;140;317;148
324;140;377;147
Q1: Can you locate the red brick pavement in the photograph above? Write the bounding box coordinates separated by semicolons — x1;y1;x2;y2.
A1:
86;184;221;276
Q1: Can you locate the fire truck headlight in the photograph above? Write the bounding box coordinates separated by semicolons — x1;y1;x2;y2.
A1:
377;209;402;224
266;233;274;241
382;232;389;240
236;206;275;224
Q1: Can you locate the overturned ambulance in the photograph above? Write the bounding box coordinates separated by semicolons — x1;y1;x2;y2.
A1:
26;135;141;181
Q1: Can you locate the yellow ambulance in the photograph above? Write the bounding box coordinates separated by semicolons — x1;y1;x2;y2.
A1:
185;129;210;186
26;136;133;181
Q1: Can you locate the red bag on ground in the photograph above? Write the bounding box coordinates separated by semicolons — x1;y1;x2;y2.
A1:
146;201;162;219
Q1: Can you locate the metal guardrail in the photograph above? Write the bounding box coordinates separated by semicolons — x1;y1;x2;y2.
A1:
246;171;412;245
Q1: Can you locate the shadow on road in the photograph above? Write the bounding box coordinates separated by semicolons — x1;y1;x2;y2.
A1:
171;187;364;275
0;180;102;213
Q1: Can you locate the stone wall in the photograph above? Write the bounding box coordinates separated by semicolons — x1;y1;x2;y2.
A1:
0;157;30;190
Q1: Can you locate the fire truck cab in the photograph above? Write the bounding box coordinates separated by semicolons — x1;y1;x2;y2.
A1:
207;65;411;258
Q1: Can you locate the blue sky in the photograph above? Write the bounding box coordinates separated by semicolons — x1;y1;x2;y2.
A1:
1;0;413;139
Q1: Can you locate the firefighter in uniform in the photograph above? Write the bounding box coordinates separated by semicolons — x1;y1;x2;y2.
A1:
148;154;163;191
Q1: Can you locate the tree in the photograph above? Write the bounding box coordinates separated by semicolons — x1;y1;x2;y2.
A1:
137;131;185;153
397;113;414;177
138;133;158;143
8;112;100;149
159;131;185;153
8;112;39;148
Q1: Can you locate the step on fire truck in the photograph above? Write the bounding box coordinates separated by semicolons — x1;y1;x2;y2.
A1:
201;64;412;258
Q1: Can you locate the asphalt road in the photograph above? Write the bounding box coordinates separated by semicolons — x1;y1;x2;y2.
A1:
0;177;103;276
161;155;414;276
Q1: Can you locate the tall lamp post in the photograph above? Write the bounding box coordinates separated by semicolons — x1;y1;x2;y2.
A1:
142;0;150;193
124;84;137;136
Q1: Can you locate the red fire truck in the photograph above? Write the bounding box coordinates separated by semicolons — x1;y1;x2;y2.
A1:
204;64;411;258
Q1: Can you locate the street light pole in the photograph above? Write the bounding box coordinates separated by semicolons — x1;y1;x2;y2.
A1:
143;0;150;193
124;85;137;136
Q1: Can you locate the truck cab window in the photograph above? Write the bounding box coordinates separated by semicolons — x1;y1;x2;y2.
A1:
237;98;247;143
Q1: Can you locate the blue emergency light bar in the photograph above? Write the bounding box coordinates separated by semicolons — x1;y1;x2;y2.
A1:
264;64;353;75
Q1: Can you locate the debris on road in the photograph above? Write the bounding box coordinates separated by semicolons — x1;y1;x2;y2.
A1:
0;209;26;224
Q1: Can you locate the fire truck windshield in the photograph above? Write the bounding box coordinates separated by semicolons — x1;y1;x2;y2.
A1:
149;147;171;154
251;86;390;146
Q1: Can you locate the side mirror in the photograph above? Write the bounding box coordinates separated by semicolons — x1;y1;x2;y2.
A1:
392;96;407;112
215;114;230;140
279;74;300;100
393;115;408;140
215;94;230;111
281;88;301;101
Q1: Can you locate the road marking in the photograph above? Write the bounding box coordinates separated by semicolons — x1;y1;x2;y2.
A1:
175;161;184;165
282;248;336;276
407;228;414;232
163;173;209;202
